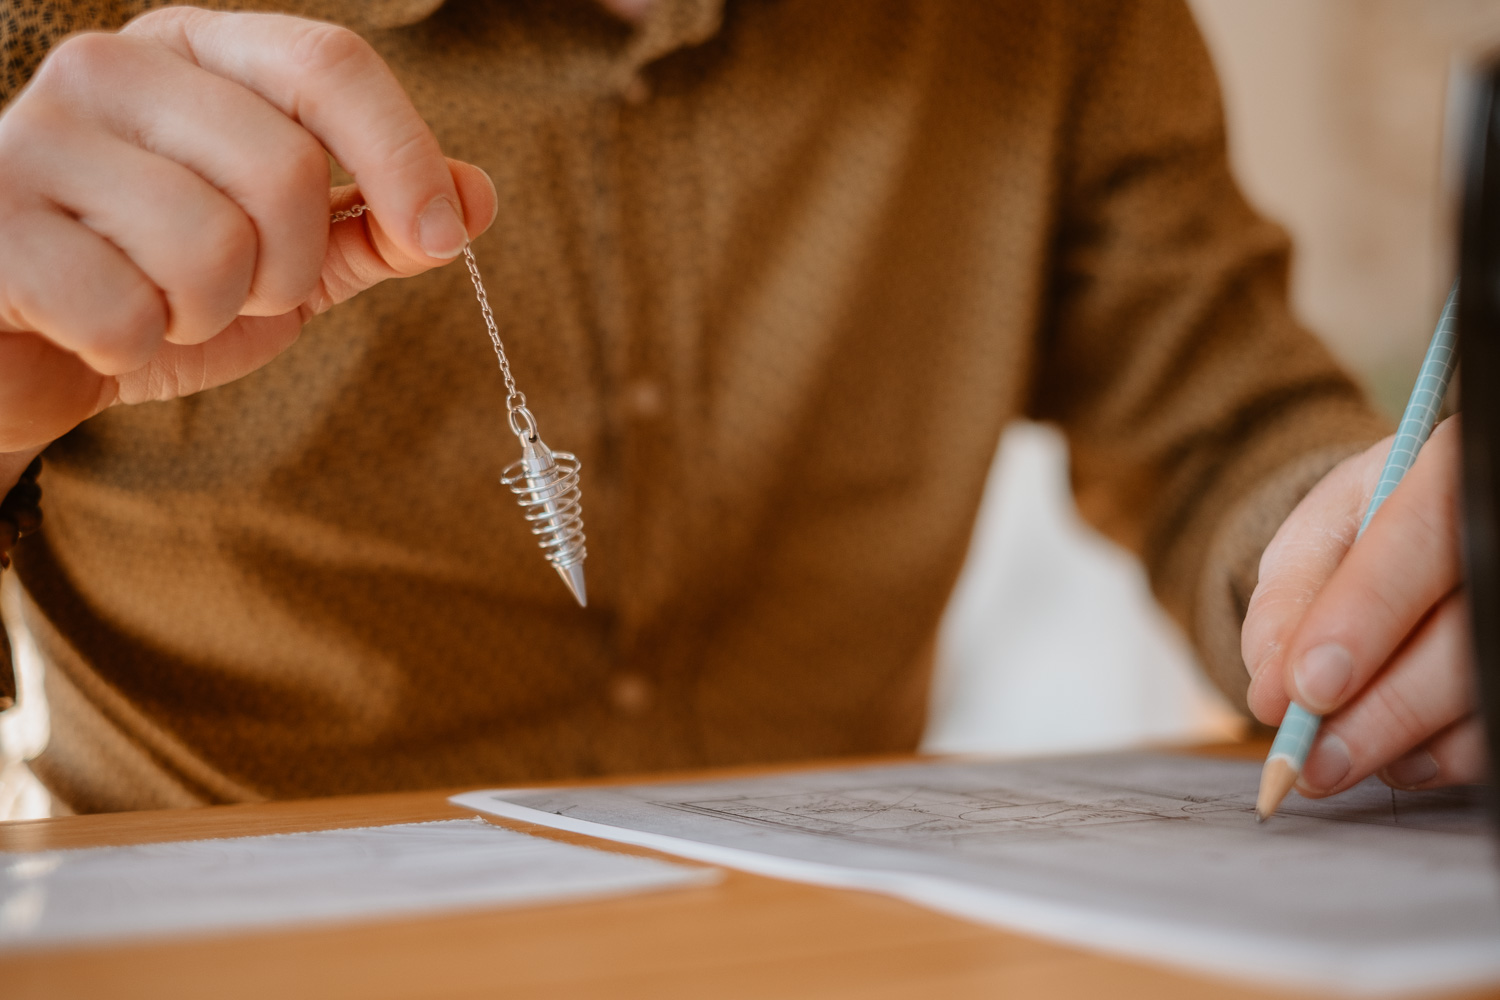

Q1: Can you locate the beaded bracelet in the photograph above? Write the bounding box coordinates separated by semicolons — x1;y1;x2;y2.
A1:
0;457;42;571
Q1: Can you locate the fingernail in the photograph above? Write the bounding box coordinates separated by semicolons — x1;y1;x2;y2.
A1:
1293;643;1353;713
1383;750;1439;789
1301;732;1351;792
417;197;467;259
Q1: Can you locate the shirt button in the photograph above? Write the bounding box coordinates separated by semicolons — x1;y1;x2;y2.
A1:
624;379;665;419
608;673;653;715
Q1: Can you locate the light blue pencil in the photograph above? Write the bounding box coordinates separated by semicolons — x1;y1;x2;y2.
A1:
1256;284;1461;821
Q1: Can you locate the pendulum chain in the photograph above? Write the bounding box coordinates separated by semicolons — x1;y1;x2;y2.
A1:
329;201;588;606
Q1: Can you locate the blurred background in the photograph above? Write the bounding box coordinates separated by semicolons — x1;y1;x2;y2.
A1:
924;0;1500;755
5;1;1500;818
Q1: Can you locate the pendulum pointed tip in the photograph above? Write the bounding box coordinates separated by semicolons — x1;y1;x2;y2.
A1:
556;562;587;607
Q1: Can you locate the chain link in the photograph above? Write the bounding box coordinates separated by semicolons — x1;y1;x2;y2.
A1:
332;202;532;432
460;245;523;409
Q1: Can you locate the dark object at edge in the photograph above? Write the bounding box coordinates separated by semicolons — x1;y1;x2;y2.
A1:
1458;57;1500;831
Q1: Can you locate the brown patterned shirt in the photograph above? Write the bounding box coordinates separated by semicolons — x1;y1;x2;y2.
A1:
0;0;1385;812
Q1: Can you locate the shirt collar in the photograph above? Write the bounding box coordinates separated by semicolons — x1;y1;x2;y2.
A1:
623;0;726;71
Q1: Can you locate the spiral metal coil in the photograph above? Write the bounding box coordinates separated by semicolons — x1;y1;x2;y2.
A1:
500;428;587;607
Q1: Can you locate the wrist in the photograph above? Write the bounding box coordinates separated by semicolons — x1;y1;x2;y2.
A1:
0;447;44;497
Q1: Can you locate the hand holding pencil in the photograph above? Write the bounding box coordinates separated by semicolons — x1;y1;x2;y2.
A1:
1242;294;1486;816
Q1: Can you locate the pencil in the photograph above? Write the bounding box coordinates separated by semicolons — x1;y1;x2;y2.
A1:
1255;283;1461;822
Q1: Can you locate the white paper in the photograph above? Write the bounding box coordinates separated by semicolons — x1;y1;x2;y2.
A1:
0;818;715;951
453;752;1500;996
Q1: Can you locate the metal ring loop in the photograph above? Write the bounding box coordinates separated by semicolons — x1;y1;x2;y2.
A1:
508;406;539;441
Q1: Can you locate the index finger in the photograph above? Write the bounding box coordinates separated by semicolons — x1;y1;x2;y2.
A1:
1279;418;1464;717
1242;443;1382;723
123;8;469;268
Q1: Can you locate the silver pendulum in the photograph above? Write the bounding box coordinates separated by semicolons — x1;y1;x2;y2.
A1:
460;246;589;607
497;404;587;606
329;203;587;606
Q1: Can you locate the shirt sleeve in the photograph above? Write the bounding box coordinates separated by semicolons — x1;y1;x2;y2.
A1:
1028;0;1390;712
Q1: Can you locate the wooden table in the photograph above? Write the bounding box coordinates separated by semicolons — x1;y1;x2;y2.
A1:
1;742;1494;1000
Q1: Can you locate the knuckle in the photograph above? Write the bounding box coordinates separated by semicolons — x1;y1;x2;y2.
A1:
113;280;169;346
369;122;434;171
119;6;193;35
1435;725;1489;784
277;133;332;194
1341;577;1405;645
1389;470;1459;544
83;281;167;371
252;138;328;308
0;99;63;179
33;31;135;96
255;134;332;229
1368;683;1433;750
193;209;258;299
1239;600;1276;669
3;267;48;335
1413;502;1459;553
201;206;258;270
1242;589;1308;664
291;24;376;81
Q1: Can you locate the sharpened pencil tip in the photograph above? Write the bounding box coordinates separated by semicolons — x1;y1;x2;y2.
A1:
1256;756;1299;824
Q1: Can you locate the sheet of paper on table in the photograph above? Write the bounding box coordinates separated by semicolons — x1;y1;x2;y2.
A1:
454;752;1500;996
0;818;716;951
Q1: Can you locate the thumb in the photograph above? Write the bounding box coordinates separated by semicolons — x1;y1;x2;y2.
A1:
306;159;498;316
115;160;496;405
112;312;303;406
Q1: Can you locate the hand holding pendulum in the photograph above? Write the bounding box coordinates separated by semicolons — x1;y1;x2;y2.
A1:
333;202;589;606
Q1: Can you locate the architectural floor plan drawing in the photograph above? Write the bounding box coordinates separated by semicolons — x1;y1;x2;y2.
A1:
663;765;1477;848
668;782;1242;845
454;752;1500;996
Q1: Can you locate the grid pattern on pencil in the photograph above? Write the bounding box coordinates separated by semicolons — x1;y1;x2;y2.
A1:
1267;702;1322;764
1260;283;1461;793
1358;286;1459;539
